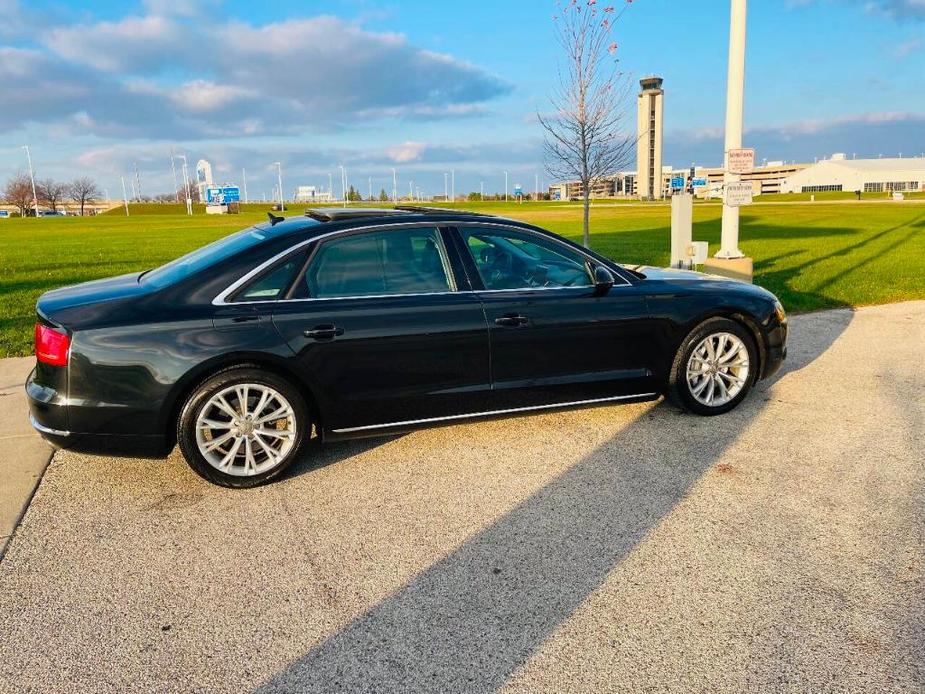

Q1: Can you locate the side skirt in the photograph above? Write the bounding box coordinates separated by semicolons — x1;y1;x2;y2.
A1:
323;392;660;442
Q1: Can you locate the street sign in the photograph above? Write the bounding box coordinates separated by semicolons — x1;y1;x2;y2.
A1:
206;186;241;204
727;148;755;174
671;176;685;190
513;184;523;198
724;181;753;206
691;177;708;188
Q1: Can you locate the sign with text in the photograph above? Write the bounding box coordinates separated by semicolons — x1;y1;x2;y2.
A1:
727;148;755;174
691;177;708;188
724;181;753;206
671;176;685;190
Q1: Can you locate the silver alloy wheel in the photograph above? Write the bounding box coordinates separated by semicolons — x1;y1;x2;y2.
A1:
685;331;750;407
195;383;297;477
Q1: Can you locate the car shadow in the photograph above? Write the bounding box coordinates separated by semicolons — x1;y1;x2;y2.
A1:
254;309;853;693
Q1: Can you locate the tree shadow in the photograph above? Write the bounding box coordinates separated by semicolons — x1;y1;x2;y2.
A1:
255;311;853;692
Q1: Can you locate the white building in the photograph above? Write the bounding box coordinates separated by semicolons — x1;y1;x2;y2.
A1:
294;186;334;203
781;154;925;194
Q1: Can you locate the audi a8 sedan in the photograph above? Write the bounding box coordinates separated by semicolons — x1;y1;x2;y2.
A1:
27;207;787;487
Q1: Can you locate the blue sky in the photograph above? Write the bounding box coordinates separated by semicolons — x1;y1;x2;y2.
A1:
1;0;923;198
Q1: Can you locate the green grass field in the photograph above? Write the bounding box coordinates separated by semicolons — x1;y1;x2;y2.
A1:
1;200;923;358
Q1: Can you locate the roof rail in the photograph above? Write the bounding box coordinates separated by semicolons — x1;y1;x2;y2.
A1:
393;205;492;216
305;207;412;222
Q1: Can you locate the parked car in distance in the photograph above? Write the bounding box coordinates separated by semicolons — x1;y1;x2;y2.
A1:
37;210;67;217
0;210;10;218
27;207;787;487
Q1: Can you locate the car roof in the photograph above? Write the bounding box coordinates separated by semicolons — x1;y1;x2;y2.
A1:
267;207;534;240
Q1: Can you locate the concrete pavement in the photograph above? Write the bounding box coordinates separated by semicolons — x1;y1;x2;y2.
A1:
0;302;922;692
0;357;51;559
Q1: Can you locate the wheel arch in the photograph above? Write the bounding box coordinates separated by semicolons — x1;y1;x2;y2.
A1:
161;352;323;449
679;307;767;380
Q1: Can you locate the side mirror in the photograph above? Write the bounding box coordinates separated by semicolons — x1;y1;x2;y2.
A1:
592;265;615;296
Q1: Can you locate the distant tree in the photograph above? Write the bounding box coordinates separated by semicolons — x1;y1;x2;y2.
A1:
3;173;34;217
538;0;635;247
347;185;362;202
379;188;389;202
69;177;101;216
176;179;201;203
38;178;69;212
467;192;483;201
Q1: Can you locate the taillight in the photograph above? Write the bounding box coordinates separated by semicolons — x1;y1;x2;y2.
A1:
35;323;70;366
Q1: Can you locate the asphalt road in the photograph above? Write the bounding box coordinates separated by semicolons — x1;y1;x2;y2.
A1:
1;302;922;693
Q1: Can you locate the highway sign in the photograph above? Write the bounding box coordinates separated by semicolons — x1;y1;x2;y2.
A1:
691;177;708;188
727;148;755;174
671;176;685;190
724;181;753;206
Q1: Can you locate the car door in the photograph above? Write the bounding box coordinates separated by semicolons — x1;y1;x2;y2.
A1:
269;224;491;433
450;224;658;410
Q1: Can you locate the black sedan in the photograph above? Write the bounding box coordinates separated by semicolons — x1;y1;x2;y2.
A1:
27;207;787;487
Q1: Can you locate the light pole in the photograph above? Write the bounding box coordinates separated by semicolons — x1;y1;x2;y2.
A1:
176;154;193;215
120;176;130;216
391;168;398;203
170;149;179;203
274;161;284;211
451;170;455;203
535;173;539;201
242;168;248;203
328;172;334;201
21;146;38;217
480;181;484;201
717;0;747;259
444;172;448;202
368;176;372;203
504;171;508;202
339;165;347;207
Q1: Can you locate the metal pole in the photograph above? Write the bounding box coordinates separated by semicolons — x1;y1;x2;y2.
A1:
444;173;448;202
480;181;484;200
170;150;179;202
504;171;508;202
22;146;38;217
718;0;747;259
275;162;284;211
242;168;248;203
451;170;455;203
177;155;192;215
133;162;141;201
340;165;347;207
535;173;539;200
120;176;129;216
368;176;372;202
391;168;397;203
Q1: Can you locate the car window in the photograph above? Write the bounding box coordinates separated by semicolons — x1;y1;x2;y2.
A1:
232;252;304;302
141;221;318;289
460;227;593;290
302;227;454;299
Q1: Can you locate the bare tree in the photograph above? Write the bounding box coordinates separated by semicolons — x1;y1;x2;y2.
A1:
38;178;69;212
538;0;636;247
3;173;34;217
69;177;101;216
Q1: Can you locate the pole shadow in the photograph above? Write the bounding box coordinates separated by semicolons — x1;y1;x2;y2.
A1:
255;310;853;692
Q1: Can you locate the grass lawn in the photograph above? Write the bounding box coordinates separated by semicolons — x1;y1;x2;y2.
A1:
1;200;923;358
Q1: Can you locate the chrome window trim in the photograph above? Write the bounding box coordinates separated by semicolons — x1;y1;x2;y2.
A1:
331;392;657;433
213;220;632;306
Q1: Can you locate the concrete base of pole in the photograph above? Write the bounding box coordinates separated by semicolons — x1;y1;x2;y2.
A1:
703;256;753;283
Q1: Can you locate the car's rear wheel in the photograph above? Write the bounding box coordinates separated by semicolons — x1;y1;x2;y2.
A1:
668;318;758;416
177;367;309;487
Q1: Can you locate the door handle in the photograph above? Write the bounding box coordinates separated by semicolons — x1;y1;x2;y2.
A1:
494;314;528;327
303;324;344;340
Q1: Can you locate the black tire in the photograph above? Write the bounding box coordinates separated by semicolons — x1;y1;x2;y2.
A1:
177;366;310;488
667;317;759;416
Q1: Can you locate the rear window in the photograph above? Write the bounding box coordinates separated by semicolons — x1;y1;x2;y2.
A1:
140;222;311;289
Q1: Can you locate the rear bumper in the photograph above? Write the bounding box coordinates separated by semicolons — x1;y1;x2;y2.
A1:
26;368;170;458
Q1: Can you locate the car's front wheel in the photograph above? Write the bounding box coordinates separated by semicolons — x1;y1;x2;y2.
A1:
177;367;309;487
668;317;758;416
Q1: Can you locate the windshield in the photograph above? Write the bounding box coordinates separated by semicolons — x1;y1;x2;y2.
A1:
141;224;277;289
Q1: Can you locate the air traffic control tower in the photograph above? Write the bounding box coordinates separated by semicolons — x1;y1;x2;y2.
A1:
636;76;664;200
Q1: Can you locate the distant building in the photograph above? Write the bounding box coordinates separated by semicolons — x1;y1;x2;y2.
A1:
780;154;925;194
636;76;664;200
294;185;334;203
